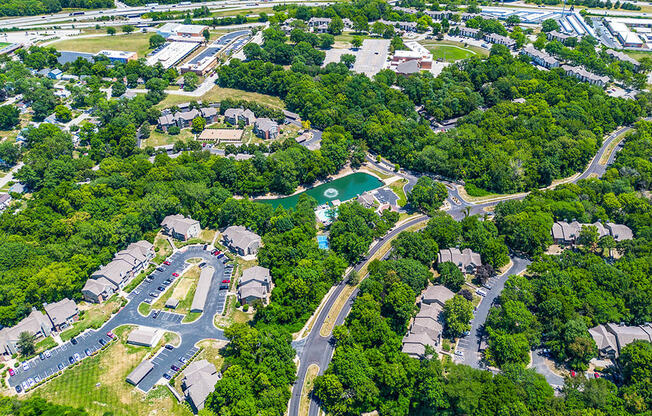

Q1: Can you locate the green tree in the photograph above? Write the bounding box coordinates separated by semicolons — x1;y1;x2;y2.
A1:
203;28;210;42
17;331;35;356
54;104;72;122
443;295;473;336
0;105;20;129
328;15;343;35
107;27;116;35
577;225;599;251
541;18;560;32
391;231;438;266
149;34;165;49
0;141;20;166
408;176;448;213
320;33;335;49
351;35;363;48
191;116;206;133
122;25;135;34
340;53;356;68
183;71;199;92
487;331;530;367
438;262;465;292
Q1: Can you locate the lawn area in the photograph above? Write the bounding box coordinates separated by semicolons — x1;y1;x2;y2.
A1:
30;327;189;416
60;296;126;342
388;179;408;207
153;233;173;264
0;42;10;49
214;294;252;329
625;50;652;61
142;128;195;148
174;229;217;248
419;40;488;62
50;32;152;58
157;85;285;110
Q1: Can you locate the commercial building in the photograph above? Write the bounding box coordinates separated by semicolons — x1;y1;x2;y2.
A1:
146;41;199;69
222;225;262;256
521;45;559;69
190;266;215;313
605;19;645;48
238;266;272;305
96;50;137;64
43;298;78;332
161;214;201;241
182;359;221;411
391;41;433;70
157;23;209;39
561;65;610;87
127;326;162;347
437;248;482;274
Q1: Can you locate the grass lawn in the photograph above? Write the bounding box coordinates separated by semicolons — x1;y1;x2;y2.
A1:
153;233;173;264
625;50;652;61
124;264;156;293
142;128;195;148
157;85;285;110
50;33;152;58
143;265;201;316
61;296;126;342
30;328;189;416
0;42;10;49
174;229;217;248
214;294;252;329
419;40;488;62
388;179;408;207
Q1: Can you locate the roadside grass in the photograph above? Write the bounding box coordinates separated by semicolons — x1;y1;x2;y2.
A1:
319;216;428;337
123;264;156;293
50;32;153;57
214;294;252;328
153;233;173;264
142;128;195;148
60;297;126;342
419;40;489;61
157;85;285;110
599;130;629;165
388;179;408;207
174;229;216;248
31;327;189;416
212;6;273;17
361;164;394;180
299;364;320;416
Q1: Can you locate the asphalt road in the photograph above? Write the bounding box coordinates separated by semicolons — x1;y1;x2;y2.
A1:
10;245;230;393
287;215;429;416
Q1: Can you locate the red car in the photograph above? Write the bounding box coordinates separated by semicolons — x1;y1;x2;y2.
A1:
213;251;221;256
8;368;14;376
222;279;230;284
172;272;179;277
594;372;600;378
163;261;171;265
570;371;576;377
107;331;115;339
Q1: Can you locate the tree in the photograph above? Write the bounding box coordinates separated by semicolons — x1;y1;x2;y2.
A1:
475;264;494;285
320;33;335;49
619;341;652;390
149;34;165;49
203;28;210;43
328;15;343;35
0;105;20;129
353;15;368;33
438;262;465;292
351;36;363;49
443;295;473;337
541;18;560;32
577;225;599;251
0;141;20;167
391;231;438;266
488;331;530;367
506;15;521;25
183;71;199;92
424;213;461;248
54;105;72;122
340;53;356;68
107;27;116;36
111;81;126;97
122;25;135;34
17;331;35;356
191;116;206;133
408;176;448;213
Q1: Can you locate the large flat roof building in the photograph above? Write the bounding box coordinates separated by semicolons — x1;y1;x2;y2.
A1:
190;266;215;313
126;360;154;386
146;41;199;69
96;50;137;64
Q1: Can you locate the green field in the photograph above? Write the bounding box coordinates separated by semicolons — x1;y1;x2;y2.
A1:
157;85;285;110
50;32;152;58
419;40;488;62
0;42;10;49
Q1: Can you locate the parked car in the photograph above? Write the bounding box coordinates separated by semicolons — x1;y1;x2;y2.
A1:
21;381;28;391
15;385;21;393
476;289;487;297
163;261;171;265
74;353;81;361
594;372;600;378
164;279;172;284
68;356;75;364
34;375;41;383
157;286;165;291
179;357;187;364
45;350;51;358
144;298;153;304
203;244;208;250
22;362;29;371
220;284;228;290
171;365;180;371
8;368;15;376
199;262;206;268
482;283;493;290
222;279;230;284
571;370;576;377
39;353;45;360
27;378;34;387
149;292;158;298
162;372;172;380
58;363;64;371
172;272;179;277
107;331;115;339
165;344;174;350
70;337;78;345
454;350;464;357
156;267;164;272
99;338;106;346
85;349;91;357
152;310;159;319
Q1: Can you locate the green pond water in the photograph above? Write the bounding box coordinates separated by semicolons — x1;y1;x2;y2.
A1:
258;172;384;209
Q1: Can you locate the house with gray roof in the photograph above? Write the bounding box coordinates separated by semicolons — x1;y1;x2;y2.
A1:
175;108;201;129
224;108;243;125
605;49;640;71
126;360;154;386
253;117;279;140
222;225;261;256
421;284;455;307
484;33;516;49
114;240;155;275
402;330;436;359
240;108;256;125
561;64;610;87
182;359;221;411
0;310;52;357
82;277;117;303
589;323;652;359
238;266;272;305
521;45;559;69
200;107;218;124
437;248;482;274
551;221;633;245
44;298;78;332
547;30;571;44
91;258;134;288
161;214;201;241
606;222;634;241
0;194;11;212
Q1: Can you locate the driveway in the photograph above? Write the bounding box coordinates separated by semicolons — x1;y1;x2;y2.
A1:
9;245;230;393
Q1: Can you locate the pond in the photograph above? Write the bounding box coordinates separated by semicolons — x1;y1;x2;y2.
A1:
258;172;384;210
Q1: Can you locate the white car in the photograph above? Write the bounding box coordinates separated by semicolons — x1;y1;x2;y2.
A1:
44;350;51;358
22;362;30;371
74;353;81;361
454;350;464;357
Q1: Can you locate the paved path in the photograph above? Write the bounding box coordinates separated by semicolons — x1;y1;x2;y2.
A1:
288;215;428;416
10;246;229;393
0;162;24;190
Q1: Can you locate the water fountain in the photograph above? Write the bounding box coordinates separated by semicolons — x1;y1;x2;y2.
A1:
323;188;339;199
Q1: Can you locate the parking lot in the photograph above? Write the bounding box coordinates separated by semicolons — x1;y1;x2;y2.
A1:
137;346;199;392
9;245;232;393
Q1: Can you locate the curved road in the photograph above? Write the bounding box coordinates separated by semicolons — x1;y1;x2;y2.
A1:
288;215;428;416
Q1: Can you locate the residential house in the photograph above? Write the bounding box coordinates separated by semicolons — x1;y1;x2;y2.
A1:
546;30;571;44
0;310;52;356
239;108;256;126
421;284;455;307
605;49;640;71
394;6;418;14
402;331;436;359
157;114;176;133
200;107;219;124
222;225;262;256
161;214;201;241
561;65;610;87
82;277;117;303
551;221;633;244
182;360;221;411
606;222;634;241
521;45;559;69
48;69;63;80
224;107;243;125
357;192;376;209
342;18;354;30
175;108;201;129
308;17;332;33
461;12;478;21
483;33;516;49
424;10;452;20
114;240;155;275
0;194;11;211
44;298;78;332
253;117;279;140
238;266;272;305
437;248;482;274
459;26;481;39
589;323;652;359
91;258;136;288
397;21;418;32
